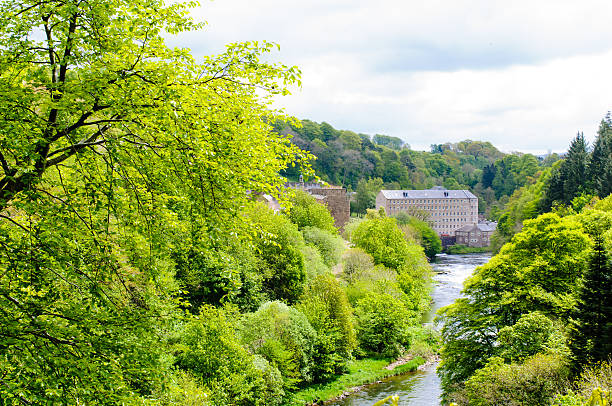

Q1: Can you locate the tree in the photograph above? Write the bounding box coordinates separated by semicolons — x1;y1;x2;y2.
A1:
0;0;308;402
588;115;612;198
569;237;612;368
287;189;337;234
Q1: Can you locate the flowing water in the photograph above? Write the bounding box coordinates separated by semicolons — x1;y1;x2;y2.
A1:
329;253;491;406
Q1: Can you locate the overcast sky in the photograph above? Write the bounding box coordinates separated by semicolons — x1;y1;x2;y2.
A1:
167;0;612;154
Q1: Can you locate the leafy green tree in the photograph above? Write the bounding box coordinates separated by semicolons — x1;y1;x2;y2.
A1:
438;213;591;394
355;292;413;356
243;203;307;304
297;274;357;381
287;189;337;234
351;216;413;269
394;213;442;259
175;306;284;406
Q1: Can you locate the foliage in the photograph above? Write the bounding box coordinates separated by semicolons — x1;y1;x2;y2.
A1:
238;301;317;389
242;203;307;304
438;212;592;393
354;292;414;356
352;178;384;214
287;189;337;234
300;245;330;280
302;226;345;267
351;216;416;269
455;353;570;406
555;361;612;405
297;274;357;381
497;312;556;362
340;248;376;282
174;306;284;406
0;0;309;402
394;212;442;259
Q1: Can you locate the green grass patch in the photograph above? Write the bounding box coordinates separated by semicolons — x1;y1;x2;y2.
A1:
286;357;425;406
444;244;491;254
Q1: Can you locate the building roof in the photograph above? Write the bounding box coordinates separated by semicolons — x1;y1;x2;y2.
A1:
379;188;477;200
457;222;498;233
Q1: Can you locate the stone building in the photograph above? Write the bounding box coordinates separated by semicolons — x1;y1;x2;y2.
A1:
455;222;497;247
375;187;478;236
286;182;350;230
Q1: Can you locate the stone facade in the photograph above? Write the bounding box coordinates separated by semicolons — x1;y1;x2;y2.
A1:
455;222;497;247
376;187;478;236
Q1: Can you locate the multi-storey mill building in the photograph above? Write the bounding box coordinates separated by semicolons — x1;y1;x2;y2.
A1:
375;187;478;236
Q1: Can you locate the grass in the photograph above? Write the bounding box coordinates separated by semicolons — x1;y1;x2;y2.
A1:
286;356;425;406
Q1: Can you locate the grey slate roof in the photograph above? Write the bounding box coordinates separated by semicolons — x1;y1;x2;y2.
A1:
380;188;477;200
457;222;497;232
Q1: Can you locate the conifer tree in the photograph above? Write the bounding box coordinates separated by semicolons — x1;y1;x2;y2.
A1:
569;237;612;369
588;114;612;198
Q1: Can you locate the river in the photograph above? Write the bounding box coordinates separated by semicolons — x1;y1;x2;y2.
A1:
328;253;491;406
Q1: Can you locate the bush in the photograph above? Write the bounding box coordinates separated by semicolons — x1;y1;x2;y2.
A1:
354;292;414;357
300;245;330;280
554;361;612;405
287;189;337;234
458;353;570;406
238;301;317;388
341;248;375;282
302;226;345;267
174;306;284;406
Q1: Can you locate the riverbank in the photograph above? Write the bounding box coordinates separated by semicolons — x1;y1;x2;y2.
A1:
444;244;491;254
287;356;428;406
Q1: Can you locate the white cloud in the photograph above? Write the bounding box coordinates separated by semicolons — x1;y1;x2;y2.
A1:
168;0;612;153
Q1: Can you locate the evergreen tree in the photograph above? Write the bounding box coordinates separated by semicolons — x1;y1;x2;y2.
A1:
569;237;612;368
588;114;612;198
543;133;590;208
562;132;590;202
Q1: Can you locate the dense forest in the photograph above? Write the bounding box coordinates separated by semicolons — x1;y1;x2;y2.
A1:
274;119;559;218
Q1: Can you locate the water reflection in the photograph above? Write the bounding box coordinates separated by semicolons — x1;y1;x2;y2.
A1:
329;253;491;406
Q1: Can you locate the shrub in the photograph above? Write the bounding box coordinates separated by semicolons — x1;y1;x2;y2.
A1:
460;353;570;406
341;248;375;282
302;226;345;267
300;245;330;280
354;292;414;357
238;301;317;388
497;312;555;362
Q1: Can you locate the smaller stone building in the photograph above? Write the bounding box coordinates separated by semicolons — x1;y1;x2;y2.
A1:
455;222;497;247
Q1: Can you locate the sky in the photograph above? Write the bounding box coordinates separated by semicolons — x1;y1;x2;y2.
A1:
167;0;612;154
